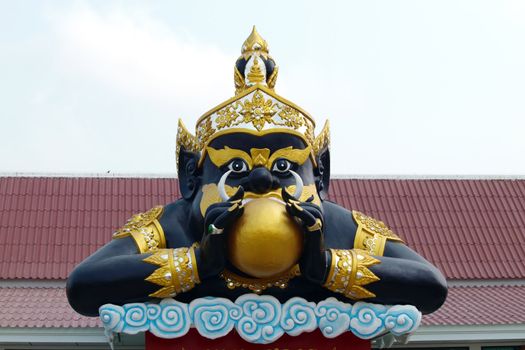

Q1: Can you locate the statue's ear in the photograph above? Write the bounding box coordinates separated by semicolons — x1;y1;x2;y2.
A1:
177;148;201;200
314;146;330;200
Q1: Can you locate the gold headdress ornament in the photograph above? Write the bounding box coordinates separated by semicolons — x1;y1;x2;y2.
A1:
176;26;330;167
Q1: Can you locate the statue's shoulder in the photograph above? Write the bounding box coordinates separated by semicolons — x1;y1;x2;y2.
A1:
112;205;166;253
352;210;404;256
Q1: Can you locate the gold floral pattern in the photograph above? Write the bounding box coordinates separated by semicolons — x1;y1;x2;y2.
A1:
214;90;309;137
195;117;215;149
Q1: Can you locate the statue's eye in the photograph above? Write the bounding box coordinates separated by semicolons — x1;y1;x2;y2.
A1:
227;159;248;173
272;159;292;173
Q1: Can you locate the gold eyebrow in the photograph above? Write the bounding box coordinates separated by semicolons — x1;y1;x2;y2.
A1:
206;146;253;168
206;145;311;170
267;146;311;169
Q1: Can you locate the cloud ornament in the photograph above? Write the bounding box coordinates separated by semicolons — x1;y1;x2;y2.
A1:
99;295;422;344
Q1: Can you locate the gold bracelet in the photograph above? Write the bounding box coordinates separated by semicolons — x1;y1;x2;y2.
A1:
352;211;404;257
324;249;380;300
112;206;166;253
143;244;200;298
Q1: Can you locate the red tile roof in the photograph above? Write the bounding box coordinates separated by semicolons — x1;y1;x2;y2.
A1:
423;285;525;326
0;287;99;328
1;176;524;280
1;285;522;328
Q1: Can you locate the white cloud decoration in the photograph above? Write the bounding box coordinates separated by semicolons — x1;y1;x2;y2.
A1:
99;294;421;344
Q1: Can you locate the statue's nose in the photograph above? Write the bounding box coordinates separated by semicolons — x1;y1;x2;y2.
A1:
248;167;274;194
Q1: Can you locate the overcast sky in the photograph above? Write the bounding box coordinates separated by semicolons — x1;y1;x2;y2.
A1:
1;1;524;176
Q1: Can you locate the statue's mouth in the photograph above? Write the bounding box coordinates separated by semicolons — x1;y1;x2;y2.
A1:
242;191;285;205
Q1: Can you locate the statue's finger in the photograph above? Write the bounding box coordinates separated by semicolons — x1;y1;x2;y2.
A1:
228;186;244;202
281;186;295;203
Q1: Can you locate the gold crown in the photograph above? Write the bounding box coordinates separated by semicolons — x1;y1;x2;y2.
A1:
176;27;330;167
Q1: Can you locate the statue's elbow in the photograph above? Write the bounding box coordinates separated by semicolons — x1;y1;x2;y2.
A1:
419;266;448;314
66;264;101;317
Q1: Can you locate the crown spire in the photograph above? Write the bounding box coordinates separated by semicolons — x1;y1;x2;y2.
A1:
241;26;269;55
235;26;278;94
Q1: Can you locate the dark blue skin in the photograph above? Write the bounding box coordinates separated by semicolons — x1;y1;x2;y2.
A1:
67;133;447;317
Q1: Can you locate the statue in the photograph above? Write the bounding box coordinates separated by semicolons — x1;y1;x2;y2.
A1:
67;27;447;344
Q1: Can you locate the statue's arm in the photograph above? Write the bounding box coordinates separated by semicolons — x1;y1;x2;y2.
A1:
322;211;447;314
67;237;166;316
366;241;447;313
67;193;244;317
286;199;447;314
66;206;200;317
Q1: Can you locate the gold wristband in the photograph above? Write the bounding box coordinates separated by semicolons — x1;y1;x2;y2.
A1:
143;245;200;298
324;249;380;300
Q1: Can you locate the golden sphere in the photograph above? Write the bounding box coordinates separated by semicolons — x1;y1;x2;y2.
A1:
227;198;303;278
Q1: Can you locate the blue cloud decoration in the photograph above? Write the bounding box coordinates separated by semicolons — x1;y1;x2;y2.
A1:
100;294;421;344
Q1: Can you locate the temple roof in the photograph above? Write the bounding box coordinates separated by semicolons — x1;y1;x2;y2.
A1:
1;176;524;280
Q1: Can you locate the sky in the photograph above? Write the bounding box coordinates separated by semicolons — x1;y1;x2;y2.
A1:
1;0;524;176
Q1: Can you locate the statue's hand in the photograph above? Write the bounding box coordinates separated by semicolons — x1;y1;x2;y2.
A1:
282;188;327;284
198;187;245;279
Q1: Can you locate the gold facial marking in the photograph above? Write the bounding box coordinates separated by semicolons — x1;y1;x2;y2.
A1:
250;148;270;166
206;146;311;170
200;183;321;216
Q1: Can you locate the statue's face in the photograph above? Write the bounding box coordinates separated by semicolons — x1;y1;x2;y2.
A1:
193;132;320;219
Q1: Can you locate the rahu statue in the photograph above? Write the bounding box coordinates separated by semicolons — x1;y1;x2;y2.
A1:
67;27;447;345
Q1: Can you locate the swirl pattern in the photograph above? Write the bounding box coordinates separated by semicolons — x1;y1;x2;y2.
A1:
235;294;283;343
280;297;317;336
384;305;421;335
349;302;387;339
315;297;352;338
99;305;124;333
190;297;240;339
149;299;190;339
99;295;422;344
122;303;149;334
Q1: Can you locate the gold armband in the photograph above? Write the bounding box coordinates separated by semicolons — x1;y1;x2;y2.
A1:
112;206;166;253
324;249;380;300
143;245;200;298
352;211;404;256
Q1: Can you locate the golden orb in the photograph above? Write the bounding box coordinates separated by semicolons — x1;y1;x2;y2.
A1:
227;198;303;278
